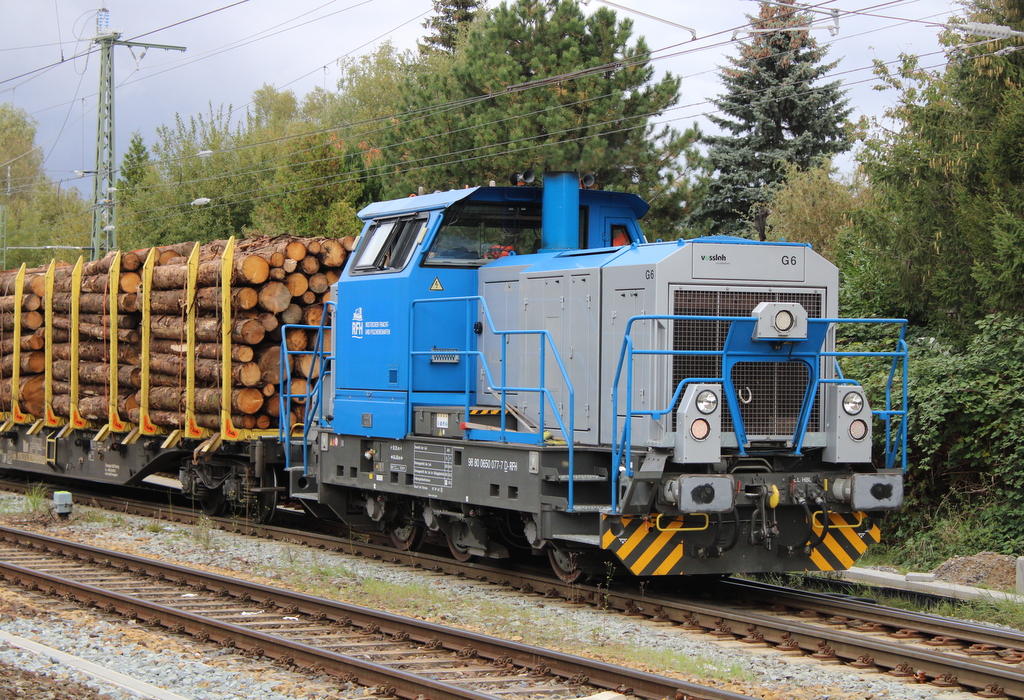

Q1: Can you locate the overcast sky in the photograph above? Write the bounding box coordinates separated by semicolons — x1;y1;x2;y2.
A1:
2;0;959;200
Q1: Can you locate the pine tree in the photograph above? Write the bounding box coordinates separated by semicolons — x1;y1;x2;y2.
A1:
695;0;851;235
388;0;696;228
118;131;150;200
420;0;483;54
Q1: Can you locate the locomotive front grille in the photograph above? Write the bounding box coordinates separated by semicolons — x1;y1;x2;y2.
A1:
671;288;823;435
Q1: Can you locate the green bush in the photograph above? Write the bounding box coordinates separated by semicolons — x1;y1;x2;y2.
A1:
874;314;1024;559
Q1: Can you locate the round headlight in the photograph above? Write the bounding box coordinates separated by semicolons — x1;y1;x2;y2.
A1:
849;419;868;441
774;309;795;332
695;389;718;414
690;418;710;441
842;391;864;416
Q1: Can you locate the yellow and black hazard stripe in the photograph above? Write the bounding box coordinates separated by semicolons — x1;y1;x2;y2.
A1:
600;515;691;576
601;510;879;575
807;511;879;571
469;409;501;415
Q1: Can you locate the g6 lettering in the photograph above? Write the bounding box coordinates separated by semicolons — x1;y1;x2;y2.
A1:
644;269;655;280
781;255;797;266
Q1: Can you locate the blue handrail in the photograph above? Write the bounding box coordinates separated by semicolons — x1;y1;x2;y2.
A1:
409;295;579;510
279;300;337;475
610;315;908;512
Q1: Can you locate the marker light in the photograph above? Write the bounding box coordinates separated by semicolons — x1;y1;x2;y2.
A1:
849;420;868;441
690;418;711;440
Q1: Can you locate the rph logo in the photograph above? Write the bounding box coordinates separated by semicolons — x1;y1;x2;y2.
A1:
351;307;364;339
700;253;727;262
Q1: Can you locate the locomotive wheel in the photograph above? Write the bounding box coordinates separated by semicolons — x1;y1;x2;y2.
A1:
547;545;584;584
199;488;225;517
447;535;476;562
390;521;425;551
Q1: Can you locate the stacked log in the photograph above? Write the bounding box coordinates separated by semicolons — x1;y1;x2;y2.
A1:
0;265;54;417
0;235;345;433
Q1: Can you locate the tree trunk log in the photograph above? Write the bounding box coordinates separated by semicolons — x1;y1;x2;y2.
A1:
322;239;347;265
303;304;325;327
127;408;255;430
149;352;261;386
0;334;44;354
256;346;286;385
0;311;43;331
52;360;111;384
149;315;265;345
295;353;321;380
148;339;253;362
50;342;139;364
0;374;46;415
0;294;41;312
285;272;309;298
307;273;329;295
0;351;45;377
51;293;138;314
50;313;137;331
151;256;270;290
284;328;308;352
280;304;303;325
258;281;292;313
145;386;263;414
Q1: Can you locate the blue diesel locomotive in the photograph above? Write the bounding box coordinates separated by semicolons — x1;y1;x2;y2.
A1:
0;171;908;581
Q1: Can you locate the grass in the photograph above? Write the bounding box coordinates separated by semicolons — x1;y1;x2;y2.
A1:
765;571;1024;632
618;645;755;684
21;483;50;515
187;515;217;549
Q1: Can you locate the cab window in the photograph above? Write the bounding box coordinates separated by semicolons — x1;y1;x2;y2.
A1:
352;215;426;274
424;202;541;266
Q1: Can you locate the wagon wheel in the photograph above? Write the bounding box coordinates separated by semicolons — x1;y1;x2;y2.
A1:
390;521;425;552
198;487;225;518
547;544;584;584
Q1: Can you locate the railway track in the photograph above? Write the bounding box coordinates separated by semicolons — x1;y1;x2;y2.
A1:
0;524;752;700
3;479;1023;698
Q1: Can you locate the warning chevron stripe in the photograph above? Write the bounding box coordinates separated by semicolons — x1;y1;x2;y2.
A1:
601;510;878;575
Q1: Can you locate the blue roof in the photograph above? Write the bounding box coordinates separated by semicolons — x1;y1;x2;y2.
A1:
357;187;479;220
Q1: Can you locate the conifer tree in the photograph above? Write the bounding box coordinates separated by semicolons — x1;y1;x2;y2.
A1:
420;0;483;54
118;132;150;200
695;0;851;235
388;0;694;233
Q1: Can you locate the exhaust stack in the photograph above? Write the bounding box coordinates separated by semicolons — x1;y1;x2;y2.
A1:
540;171;579;251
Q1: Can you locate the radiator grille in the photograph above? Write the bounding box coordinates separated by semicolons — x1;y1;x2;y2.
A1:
671;289;823;436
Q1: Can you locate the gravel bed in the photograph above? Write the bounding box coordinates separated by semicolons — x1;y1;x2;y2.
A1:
0;588;355;700
0;492;972;700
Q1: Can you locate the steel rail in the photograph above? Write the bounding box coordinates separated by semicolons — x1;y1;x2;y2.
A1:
3;480;1023;696
0;525;754;700
723;577;1024;650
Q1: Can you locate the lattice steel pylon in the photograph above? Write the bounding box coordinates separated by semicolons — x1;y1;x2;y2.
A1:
89;7;185;260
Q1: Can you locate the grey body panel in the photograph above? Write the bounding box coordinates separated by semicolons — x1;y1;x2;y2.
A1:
478;238;840;449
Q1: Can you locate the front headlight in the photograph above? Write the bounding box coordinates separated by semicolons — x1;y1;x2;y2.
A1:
695;389;718;414
774;309;795;332
842;391;864;416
